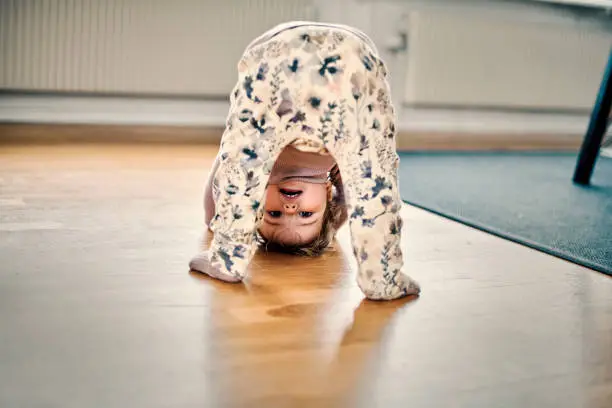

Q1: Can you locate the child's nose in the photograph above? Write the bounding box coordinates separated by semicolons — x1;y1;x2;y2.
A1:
283;203;297;214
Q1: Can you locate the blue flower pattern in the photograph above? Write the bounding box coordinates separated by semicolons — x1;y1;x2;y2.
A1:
203;23;420;300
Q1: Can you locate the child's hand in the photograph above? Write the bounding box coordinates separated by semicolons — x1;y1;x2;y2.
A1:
189;251;242;283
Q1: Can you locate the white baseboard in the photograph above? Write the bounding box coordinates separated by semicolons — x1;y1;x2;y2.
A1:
0;93;595;136
0;94;229;127
398;107;591;135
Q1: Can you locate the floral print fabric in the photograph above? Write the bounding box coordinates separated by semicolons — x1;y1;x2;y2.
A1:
204;22;420;300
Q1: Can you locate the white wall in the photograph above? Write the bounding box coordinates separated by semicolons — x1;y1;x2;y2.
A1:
1;0;611;135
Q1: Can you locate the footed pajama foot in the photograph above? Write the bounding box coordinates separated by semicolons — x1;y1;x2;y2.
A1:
358;273;421;301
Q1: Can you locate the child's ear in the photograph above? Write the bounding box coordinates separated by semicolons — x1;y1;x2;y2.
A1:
326;181;333;201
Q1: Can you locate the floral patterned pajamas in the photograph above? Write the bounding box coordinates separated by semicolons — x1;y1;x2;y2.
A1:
198;22;420;300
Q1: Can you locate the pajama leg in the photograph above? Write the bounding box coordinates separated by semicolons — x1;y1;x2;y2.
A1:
338;152;420;300
332;49;420;300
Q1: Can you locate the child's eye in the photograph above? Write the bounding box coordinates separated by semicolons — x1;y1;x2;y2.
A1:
299;211;314;218
267;211;282;218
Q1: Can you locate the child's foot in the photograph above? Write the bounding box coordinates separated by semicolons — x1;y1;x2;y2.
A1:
189;251;242;283
403;276;421;296
359;273;421;301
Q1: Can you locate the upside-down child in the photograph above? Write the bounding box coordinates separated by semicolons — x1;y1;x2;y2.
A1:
189;21;420;300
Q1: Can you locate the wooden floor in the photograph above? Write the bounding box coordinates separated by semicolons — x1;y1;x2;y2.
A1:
0;144;611;408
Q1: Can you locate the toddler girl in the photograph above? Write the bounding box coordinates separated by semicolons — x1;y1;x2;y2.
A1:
190;21;420;300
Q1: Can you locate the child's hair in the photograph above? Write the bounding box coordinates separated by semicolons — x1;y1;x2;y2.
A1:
257;165;346;257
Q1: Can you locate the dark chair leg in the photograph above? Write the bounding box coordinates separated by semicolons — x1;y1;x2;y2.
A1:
573;48;612;186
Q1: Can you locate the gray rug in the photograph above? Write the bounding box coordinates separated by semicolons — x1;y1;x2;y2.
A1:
397;152;612;276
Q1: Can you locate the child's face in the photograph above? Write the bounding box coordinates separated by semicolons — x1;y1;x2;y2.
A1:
259;180;328;246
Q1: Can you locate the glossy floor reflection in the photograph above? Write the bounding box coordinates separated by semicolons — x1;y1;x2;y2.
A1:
0;144;610;408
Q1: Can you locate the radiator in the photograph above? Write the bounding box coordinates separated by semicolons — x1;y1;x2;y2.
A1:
404;10;612;111
0;0;315;97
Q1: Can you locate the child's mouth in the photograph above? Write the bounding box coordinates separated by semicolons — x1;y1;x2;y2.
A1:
279;188;302;199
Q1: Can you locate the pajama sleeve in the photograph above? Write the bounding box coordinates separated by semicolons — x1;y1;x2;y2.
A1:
203;153;221;228
196;56;288;282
